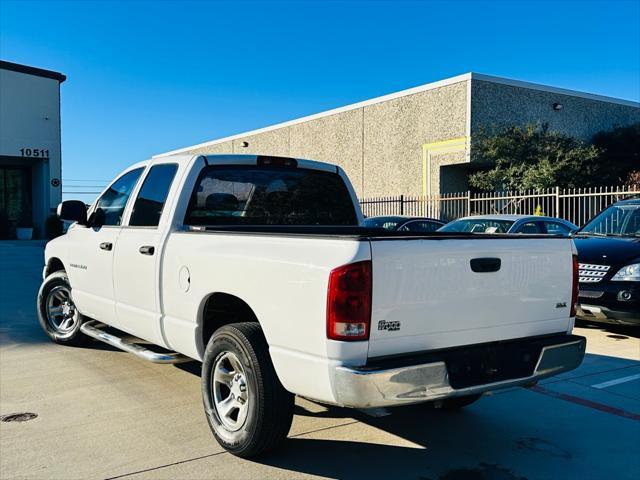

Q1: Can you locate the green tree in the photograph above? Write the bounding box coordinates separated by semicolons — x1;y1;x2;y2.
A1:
468;124;601;191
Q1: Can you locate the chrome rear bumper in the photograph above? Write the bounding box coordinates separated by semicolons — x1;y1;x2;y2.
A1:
333;336;586;408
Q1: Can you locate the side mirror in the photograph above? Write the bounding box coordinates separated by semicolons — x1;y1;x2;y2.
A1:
57;200;87;225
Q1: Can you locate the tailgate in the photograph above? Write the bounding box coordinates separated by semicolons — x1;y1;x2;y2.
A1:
368;237;574;358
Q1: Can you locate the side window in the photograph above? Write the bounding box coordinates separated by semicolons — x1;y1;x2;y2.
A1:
399;221;440;233
518;221;543;234
129;164;179;227
544;221;569;235
93;168;144;226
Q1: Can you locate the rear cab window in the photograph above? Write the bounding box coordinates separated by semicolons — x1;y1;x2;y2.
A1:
184;165;357;226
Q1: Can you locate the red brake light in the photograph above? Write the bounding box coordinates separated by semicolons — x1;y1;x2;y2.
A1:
571;254;579;317
256;155;298;168
327;261;372;341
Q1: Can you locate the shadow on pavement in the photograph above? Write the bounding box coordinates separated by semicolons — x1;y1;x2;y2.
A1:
257;403;531;480
576;319;640;340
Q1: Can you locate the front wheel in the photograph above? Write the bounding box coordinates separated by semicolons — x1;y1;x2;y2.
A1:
37;271;88;346
201;322;294;458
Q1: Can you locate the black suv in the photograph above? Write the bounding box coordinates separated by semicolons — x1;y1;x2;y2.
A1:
573;198;640;326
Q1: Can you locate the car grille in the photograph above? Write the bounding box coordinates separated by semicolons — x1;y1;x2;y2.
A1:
578;263;610;283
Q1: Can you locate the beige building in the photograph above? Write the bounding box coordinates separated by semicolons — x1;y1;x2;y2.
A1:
158;73;640;198
0;60;66;239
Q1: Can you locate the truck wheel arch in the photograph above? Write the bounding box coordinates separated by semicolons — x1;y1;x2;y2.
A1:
199;292;260;357
46;257;66;276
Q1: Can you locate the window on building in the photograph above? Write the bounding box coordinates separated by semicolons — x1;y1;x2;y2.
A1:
93;168;144;226
184;165;357;226
129;164;178;227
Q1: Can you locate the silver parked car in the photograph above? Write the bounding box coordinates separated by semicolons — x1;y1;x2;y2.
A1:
438;214;578;235
363;215;445;233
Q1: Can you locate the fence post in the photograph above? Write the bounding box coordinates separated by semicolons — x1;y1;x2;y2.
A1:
466;191;471;216
555;186;560;218
400;195;404;215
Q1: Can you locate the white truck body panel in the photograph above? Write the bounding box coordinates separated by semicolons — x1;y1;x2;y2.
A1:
368;238;575;357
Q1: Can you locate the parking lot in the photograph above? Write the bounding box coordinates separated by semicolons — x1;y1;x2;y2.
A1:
1;241;639;480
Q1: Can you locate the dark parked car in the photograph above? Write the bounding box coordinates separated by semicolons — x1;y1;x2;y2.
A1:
574;198;640;326
438;214;578;234
362;215;445;233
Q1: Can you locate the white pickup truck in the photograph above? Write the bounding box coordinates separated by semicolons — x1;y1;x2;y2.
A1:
39;154;585;457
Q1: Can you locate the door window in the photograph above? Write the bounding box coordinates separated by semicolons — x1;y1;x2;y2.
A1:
93;168;144;226
398;220;441;233
129;164;178;227
517;221;543;234
544;221;570;235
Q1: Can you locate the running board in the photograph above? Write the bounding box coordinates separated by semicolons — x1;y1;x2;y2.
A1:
80;321;190;364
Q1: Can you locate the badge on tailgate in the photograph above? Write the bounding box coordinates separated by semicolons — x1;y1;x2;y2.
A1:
378;320;401;332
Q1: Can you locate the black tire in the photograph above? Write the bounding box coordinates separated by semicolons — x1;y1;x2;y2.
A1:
434;393;483;410
37;271;88;346
201;322;294;458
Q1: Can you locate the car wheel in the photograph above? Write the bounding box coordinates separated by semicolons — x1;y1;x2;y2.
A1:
201;322;294;458
37;271;88;346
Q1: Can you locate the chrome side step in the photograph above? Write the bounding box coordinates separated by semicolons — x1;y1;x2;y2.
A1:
80;320;190;364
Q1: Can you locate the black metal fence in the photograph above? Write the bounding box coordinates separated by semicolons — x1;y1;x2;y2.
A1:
359;186;639;227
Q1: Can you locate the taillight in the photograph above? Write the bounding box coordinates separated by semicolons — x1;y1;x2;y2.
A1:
327;260;372;341
256;155;298;168
571;254;579;317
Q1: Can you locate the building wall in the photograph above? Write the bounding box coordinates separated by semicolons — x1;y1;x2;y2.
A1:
0;69;62;238
178;80;469;197
470;80;640;141
290;108;364;193
362;80;467;196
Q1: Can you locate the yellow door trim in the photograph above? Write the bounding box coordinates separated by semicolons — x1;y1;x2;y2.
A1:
422;136;469;196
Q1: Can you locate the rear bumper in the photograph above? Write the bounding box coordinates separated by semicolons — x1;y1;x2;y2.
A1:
332;335;586;408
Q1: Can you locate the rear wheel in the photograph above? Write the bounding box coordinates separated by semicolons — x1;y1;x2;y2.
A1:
37;271;88;346
201;322;294;458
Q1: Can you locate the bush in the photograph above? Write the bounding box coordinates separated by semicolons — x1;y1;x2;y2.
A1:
468;122;640;192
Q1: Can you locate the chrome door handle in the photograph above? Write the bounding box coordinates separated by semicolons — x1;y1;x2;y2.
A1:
139;245;155;255
99;242;113;251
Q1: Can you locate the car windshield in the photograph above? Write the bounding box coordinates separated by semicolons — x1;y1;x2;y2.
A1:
438;218;514;233
362;217;404;230
579;203;640;236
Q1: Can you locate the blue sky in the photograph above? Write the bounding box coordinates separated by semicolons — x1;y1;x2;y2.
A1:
1;0;639;201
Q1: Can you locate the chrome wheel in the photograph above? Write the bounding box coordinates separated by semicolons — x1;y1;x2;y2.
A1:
45;285;78;334
212;351;249;431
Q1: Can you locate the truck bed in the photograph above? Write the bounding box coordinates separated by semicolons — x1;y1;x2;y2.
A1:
185;224;571;240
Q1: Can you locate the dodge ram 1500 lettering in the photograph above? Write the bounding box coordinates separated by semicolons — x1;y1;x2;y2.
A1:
38;154;586;457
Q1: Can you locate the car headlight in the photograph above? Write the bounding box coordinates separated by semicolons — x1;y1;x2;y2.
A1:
611;263;640;281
